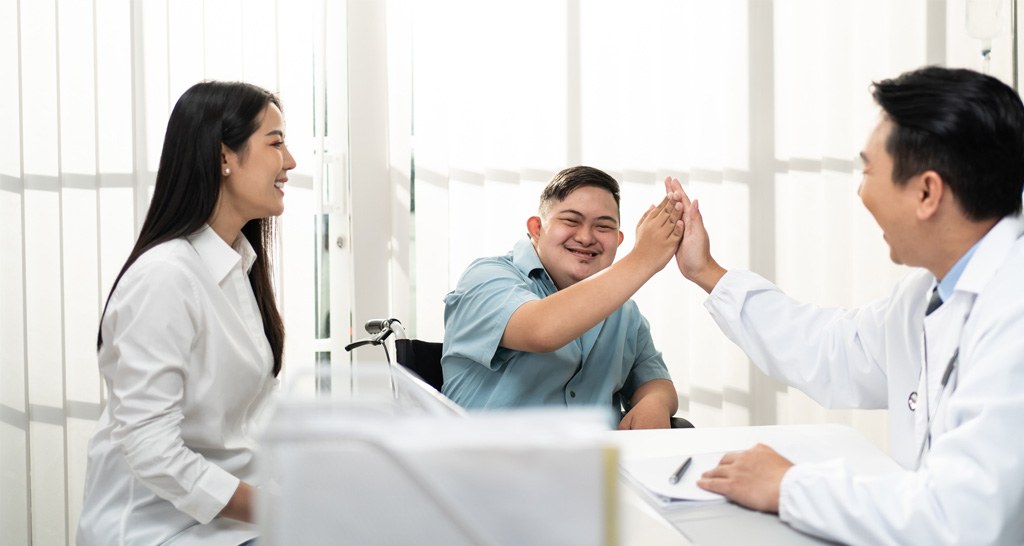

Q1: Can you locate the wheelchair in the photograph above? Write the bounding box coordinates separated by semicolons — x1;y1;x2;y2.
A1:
345;318;693;429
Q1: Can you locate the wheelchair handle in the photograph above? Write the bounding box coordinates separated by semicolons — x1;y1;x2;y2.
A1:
344;318;407;352
365;318;397;335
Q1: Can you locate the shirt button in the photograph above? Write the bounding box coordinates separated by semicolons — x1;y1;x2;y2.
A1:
569;391;576;398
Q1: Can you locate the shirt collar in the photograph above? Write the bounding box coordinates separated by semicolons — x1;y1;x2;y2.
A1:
511;237;550;280
187;224;257;283
935;240;978;302
942;214;1024;297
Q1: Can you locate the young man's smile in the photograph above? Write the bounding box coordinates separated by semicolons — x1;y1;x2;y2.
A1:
528;185;624;290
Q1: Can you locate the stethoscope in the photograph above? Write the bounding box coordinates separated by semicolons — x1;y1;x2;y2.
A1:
909;305;967;468
909;348;958;467
906;349;959;413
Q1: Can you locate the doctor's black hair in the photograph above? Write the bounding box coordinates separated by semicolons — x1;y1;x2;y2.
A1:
97;81;285;376
872;66;1024;221
539;165;621;219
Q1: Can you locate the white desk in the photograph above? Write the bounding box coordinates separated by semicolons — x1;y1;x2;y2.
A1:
277;366;899;545
615;424;901;546
620;482;694;546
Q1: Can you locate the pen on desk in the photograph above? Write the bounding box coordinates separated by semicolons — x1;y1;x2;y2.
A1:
668;456;693;485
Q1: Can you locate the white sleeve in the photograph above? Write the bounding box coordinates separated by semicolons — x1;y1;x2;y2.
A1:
103;260;239;524
777;280;1024;545
703;270;892;409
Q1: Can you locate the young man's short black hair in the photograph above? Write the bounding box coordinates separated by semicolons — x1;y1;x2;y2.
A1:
539;166;621;218
872;66;1024;221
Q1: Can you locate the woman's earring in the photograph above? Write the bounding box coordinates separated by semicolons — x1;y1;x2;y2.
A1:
223;168;231;175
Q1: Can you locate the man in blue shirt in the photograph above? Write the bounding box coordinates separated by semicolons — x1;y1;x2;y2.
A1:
441;166;683;429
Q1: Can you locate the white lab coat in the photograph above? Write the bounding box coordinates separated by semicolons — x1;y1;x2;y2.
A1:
704;214;1024;546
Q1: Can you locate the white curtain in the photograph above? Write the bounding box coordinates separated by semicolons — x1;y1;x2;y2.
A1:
410;0;1017;447
1;1;340;543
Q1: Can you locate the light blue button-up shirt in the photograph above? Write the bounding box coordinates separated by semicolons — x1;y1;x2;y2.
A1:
935;240;981;302
441;238;672;413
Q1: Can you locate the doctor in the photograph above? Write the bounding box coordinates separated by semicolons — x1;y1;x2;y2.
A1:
668;66;1024;545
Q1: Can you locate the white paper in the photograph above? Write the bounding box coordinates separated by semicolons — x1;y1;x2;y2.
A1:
621;451;729;505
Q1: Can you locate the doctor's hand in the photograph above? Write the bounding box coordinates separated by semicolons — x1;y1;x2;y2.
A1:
663;177;727;293
696;443;793;513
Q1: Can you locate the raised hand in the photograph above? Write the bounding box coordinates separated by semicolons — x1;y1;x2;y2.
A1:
630;194;685;274
663;177;727;293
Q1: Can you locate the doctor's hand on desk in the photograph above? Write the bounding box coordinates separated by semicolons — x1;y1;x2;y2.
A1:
663;177;728;294
696;443;793;513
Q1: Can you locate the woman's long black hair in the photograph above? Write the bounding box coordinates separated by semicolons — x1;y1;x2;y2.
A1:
97;81;285;376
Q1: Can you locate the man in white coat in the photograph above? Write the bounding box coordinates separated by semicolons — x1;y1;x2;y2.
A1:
668;66;1024;545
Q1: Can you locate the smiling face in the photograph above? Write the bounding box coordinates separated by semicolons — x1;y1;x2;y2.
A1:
858;117;926;267
528;185;623;290
211;103;296;240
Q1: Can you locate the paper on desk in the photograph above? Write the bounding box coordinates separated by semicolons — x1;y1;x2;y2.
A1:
621;451;729;505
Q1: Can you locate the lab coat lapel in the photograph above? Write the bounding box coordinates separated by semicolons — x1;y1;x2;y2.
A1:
915;215;1024;456
919;295;971;445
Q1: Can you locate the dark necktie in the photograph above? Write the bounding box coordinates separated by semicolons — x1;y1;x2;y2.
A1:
925;287;943;316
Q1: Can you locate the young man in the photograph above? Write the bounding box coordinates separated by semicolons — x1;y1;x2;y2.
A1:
670;67;1024;544
442;166;682;429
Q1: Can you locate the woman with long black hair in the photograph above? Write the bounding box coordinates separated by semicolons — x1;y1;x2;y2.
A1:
78;81;295;545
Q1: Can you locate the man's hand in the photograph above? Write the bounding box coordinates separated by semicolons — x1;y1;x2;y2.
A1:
618;399;671;430
618;379;677;430
663;177;727;293
629;195;685;275
697;443;793;513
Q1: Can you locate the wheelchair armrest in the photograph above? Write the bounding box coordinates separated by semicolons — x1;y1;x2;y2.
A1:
394;338;445;392
619;411;695;429
670;416;695;429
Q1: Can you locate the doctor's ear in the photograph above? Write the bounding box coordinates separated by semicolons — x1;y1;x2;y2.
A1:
916;171;945;221
527;216;542;240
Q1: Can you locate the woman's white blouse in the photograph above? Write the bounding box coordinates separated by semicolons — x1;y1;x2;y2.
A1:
77;225;277;546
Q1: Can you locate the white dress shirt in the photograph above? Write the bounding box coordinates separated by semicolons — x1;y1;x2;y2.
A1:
77;225;277;546
704;215;1024;545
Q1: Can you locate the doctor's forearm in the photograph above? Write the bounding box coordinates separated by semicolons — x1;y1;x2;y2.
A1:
689;259;727;294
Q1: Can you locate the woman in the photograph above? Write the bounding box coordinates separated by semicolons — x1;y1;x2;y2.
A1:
77;81;296;545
